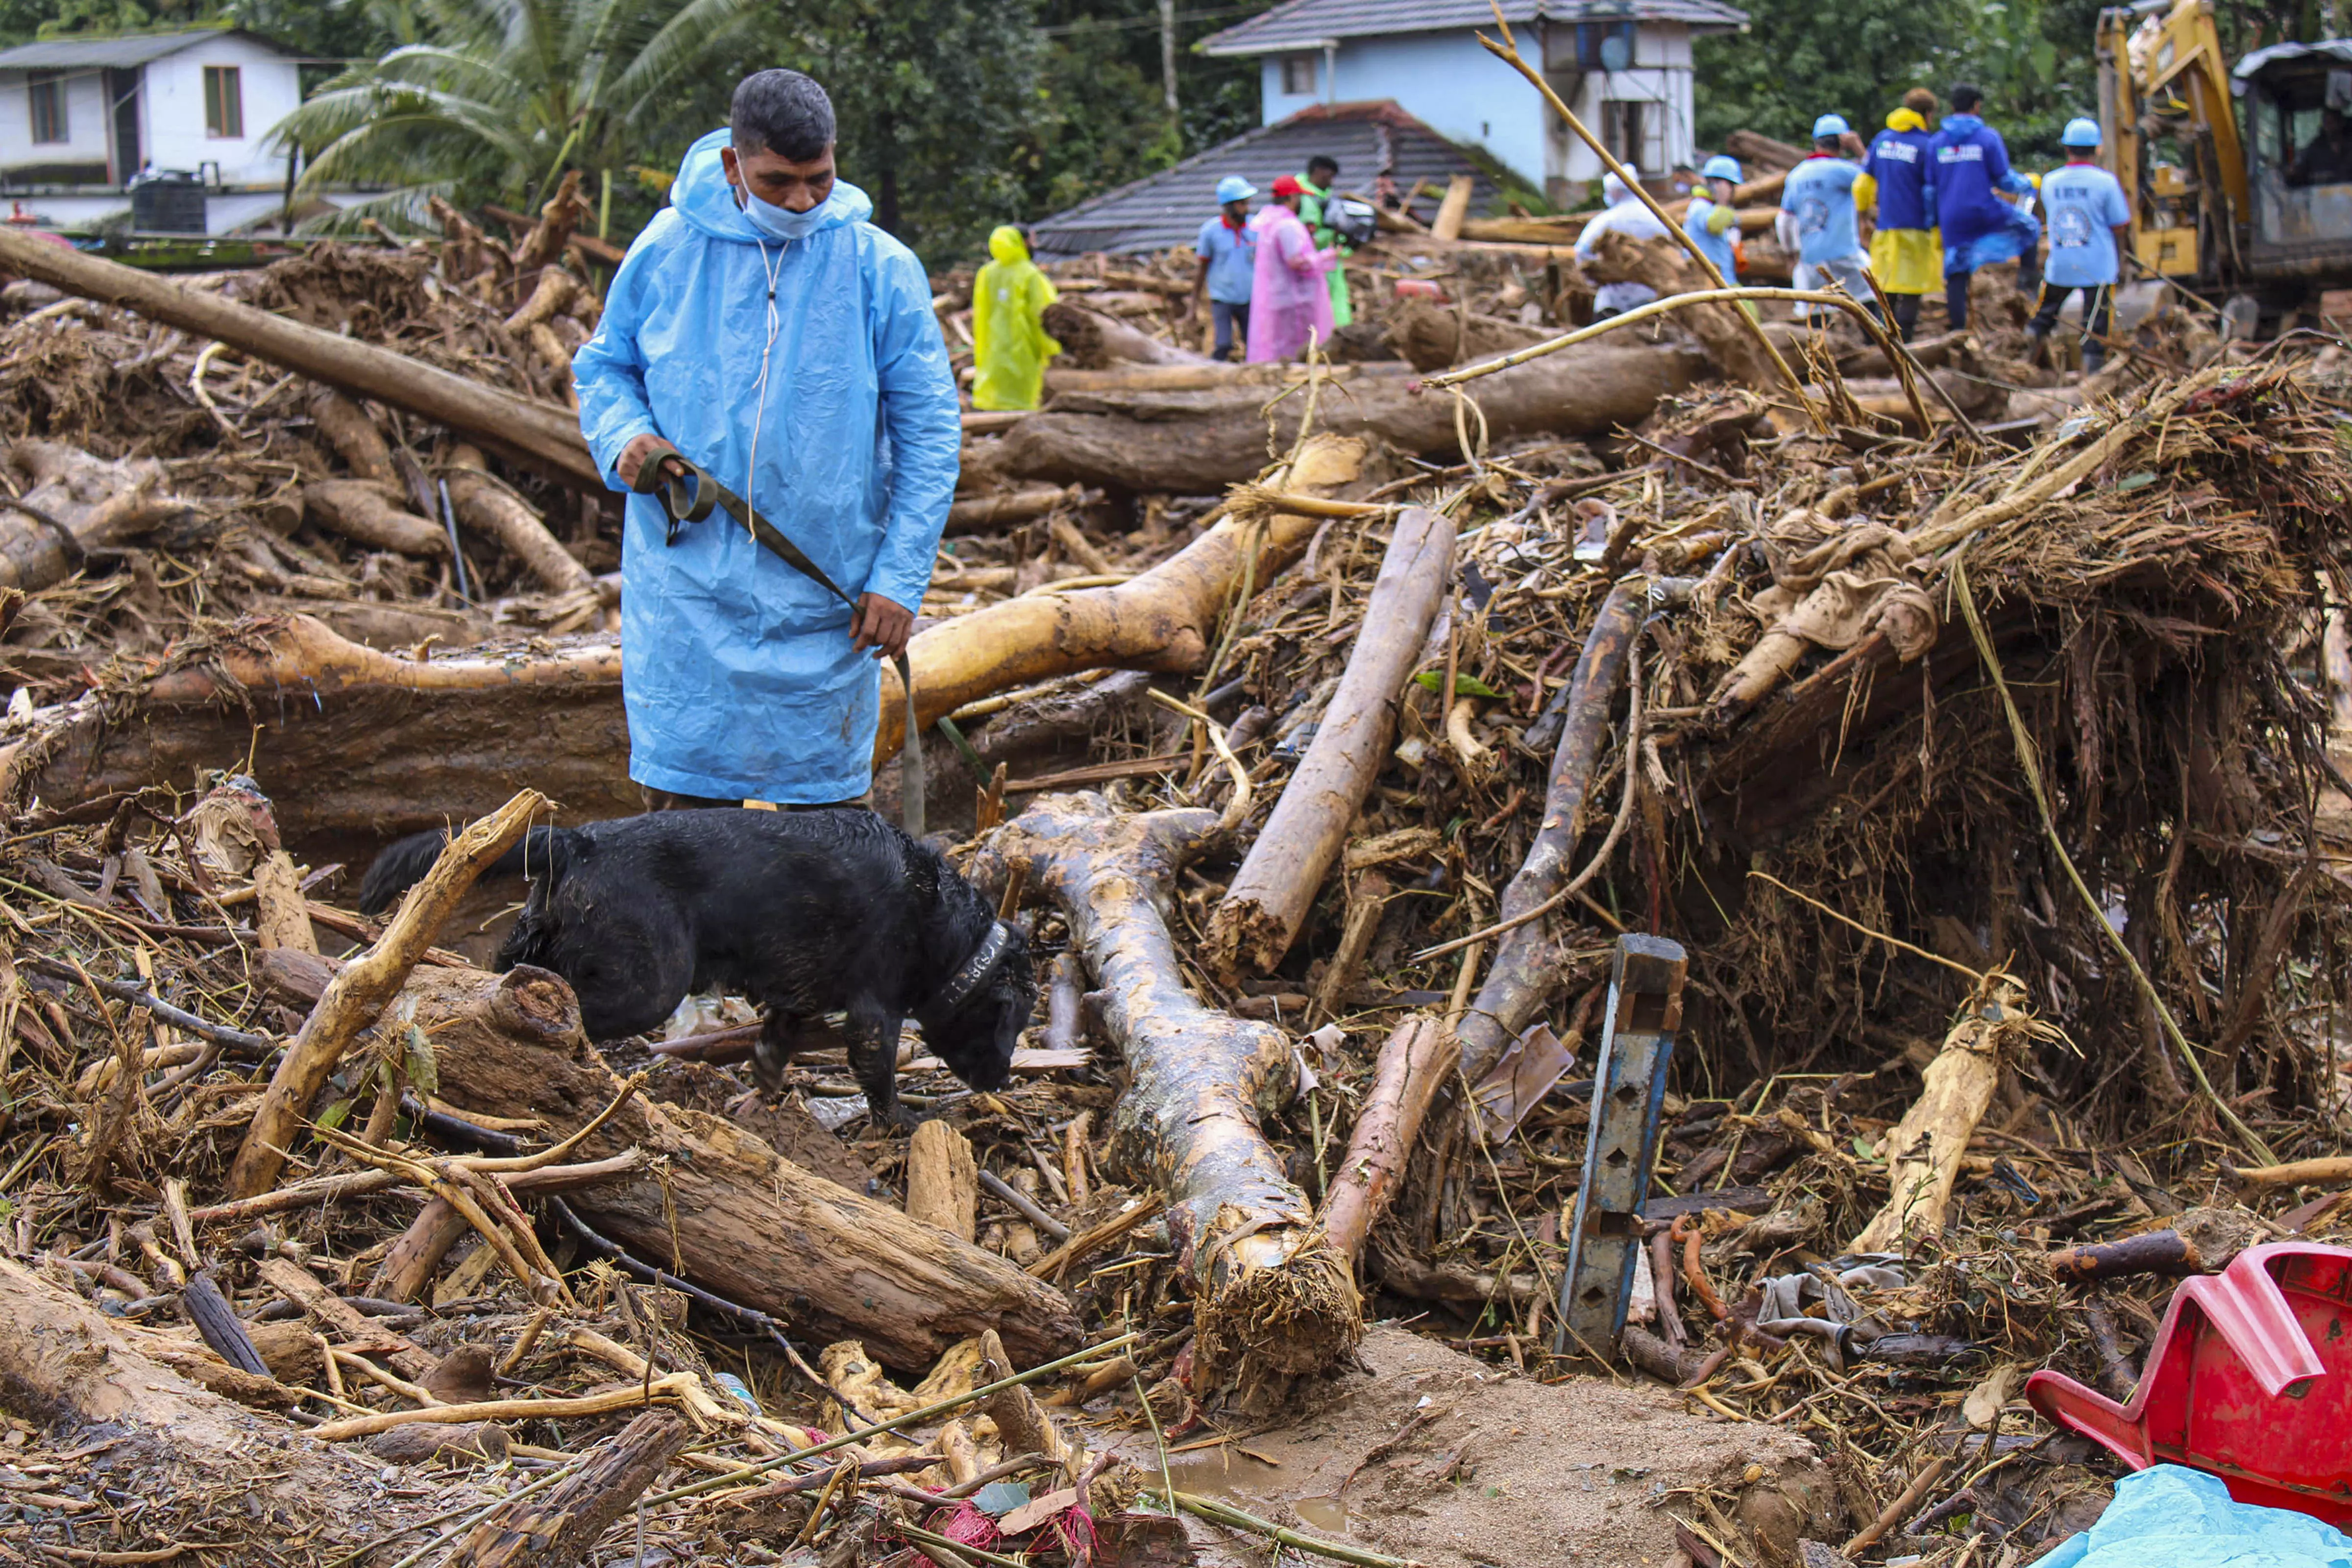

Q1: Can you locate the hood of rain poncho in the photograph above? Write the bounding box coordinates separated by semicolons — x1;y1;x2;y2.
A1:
1932;113;2038;258
570;127;959;803
1246;200;1333;362
973;223;1060;412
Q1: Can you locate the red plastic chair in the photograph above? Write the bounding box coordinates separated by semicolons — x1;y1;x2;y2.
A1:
2025;1243;2352;1526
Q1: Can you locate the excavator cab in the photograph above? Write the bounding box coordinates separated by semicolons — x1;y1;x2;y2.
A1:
2235;41;2352;287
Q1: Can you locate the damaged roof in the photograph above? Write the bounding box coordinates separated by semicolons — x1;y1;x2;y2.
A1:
1199;0;1750;56
1029;99;1499;258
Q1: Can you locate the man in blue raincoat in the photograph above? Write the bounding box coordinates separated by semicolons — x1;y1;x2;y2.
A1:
573;70;960;808
1930;83;2041;333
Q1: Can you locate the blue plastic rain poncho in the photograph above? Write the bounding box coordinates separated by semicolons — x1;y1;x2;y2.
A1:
971;224;1059;412
1933;113;2041;274
2038;1465;2352;1568
1246;200;1335;362
573;129;960;803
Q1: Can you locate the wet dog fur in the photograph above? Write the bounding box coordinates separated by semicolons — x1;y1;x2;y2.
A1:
359;809;1029;1123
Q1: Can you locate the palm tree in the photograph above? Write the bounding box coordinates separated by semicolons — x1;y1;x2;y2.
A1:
271;0;754;229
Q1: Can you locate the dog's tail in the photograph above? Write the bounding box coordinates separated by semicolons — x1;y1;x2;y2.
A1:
356;825;568;915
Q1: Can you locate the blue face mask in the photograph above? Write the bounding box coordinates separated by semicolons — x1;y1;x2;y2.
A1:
738;185;831;242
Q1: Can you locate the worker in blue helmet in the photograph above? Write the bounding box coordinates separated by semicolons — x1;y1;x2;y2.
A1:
2028;118;2132;372
1684;154;1743;287
1781;112;1876;323
1193;174;1258;361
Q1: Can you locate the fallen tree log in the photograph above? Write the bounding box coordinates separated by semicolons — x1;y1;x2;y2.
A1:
1585;231;1782;392
1849;975;2037;1253
260;955;1083;1369
1000;340;1709;491
1207;506;1455;976
447;1410;690;1567
1320;1014;1454;1265
0;612;632;838
0;440;1366;831
445;446;602;596
1043;300;1209;368
0;439;185;593
988;794;1361;1392
1384;299;1556;373
308;385;396;481
0;1253;489;1555
946;485;1074;531
1456;577;1644;1082
874;433;1376;761
0;224;602;489
304;478;450;557
1046;362;1413;394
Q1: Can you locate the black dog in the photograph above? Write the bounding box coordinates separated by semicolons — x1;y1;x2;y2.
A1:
359;809;1029;1123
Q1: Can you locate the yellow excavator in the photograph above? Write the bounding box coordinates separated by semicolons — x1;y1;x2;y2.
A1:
2098;0;2352;323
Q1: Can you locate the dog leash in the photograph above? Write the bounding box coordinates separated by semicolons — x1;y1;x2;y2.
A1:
634;452;926;839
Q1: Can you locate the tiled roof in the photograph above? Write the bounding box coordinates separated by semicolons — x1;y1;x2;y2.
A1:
0;26;295;70
1200;0;1748;55
1031;100;1500;257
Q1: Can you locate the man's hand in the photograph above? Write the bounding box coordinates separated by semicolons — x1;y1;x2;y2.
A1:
1839;130;1866;158
616;433;678;490
850;592;914;661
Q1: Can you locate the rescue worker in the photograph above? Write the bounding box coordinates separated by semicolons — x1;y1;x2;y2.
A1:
573;69;959;809
1296;154;1353;327
971;224;1058;412
1247;174;1337;361
1192;174;1256;362
1782;113;1875;319
2028;118;2132;372
1858;88;1941;341
1931;82;2040;332
1684;154;1742;282
1573;171;1670;318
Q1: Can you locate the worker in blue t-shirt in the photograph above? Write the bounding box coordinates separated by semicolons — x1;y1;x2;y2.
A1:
1931;82;2040;331
2029;119;2132;372
1858;87;1941;341
1684;154;1743;283
1192;174;1258;362
1782;114;1876;321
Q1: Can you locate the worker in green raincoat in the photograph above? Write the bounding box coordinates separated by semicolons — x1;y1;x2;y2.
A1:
971;224;1060;411
1296;154;1353;328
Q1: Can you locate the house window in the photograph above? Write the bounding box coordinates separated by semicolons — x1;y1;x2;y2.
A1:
204;65;243;138
1601;100;1647;167
29;72;66;144
1281;54;1317;96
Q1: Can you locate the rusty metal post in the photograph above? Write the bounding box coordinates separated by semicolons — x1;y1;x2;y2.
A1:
1555;932;1687;1355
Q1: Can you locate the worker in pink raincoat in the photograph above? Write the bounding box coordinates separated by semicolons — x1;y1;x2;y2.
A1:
1246;174;1338;362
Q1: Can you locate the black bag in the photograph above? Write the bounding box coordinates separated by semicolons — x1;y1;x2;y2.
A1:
1324;195;1377;248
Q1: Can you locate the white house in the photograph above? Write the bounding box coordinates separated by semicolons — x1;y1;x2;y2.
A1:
1200;0;1749;209
0;27;350;234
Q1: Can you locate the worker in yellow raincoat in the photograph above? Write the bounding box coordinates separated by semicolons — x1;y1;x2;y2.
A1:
971;224;1060;411
1855;88;1944;341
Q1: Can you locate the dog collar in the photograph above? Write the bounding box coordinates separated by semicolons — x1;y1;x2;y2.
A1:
931;921;1014;1017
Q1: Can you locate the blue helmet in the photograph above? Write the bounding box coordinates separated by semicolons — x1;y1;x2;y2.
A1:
1215;174;1257;204
1813;113;1851;139
1701;154;1742;183
2061;117;2102;148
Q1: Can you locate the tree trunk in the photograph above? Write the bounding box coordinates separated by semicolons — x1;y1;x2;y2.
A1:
1043;300;1211;368
988;796;1362;1394
258;957;1084;1370
0;224;600;489
305;479;450;557
1383;299;1555;373
0;1254;488;1556
1001;341;1709;490
873;433;1377;762
1456;579;1643;1083
1047;362;1413;394
1583;230;1782;392
444;1410;689;1567
444;450;601;596
1319;1015;1453;1265
0;439;184;593
947;485;1074;531
309;385;395;482
1848;977;2031;1253
0;612;634;839
1206;506;1455;976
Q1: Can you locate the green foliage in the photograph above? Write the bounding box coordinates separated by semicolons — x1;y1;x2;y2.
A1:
1693;0;2112;169
274;0;758;231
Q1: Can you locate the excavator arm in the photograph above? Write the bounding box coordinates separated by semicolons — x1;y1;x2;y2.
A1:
2097;0;2247;281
